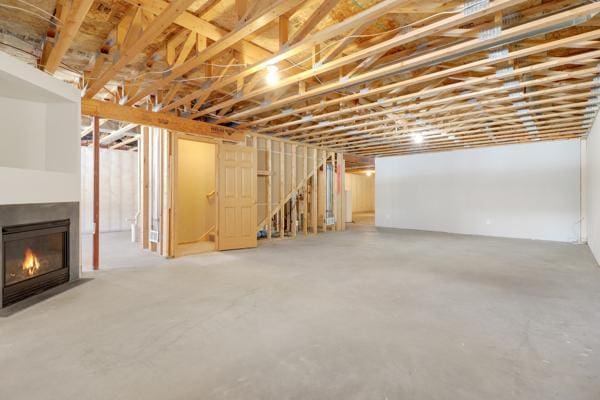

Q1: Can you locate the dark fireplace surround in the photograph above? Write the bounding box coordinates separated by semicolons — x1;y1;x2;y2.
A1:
0;202;79;308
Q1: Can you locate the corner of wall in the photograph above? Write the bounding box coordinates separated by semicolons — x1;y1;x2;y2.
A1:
586;114;600;265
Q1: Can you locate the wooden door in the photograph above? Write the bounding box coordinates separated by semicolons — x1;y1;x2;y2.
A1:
217;143;257;250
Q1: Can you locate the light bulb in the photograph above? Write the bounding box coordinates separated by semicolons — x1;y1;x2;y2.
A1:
266;65;279;86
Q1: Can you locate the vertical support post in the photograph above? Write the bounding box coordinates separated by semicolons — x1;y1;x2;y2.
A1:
338;152;345;231
279;142;285;239
312;147;318;234
291;144;297;238
320;149;327;232
267;139;272;240
161;130;171;256
581;138;588;243
149;126;157;253
331;152;337;232
141;126;149;249
303;145;308;235
92;115;100;270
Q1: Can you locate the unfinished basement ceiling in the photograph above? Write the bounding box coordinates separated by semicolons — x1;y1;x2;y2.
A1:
2;0;600;156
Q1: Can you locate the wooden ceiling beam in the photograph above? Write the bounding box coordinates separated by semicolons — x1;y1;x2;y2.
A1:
320;22;371;64
347;125;589;155
286;0;339;47
329;116;591;150
127;0;306;105
354;126;587;153
85;0;199;98
99;123;139;145
297;93;599;143
164;0;412;114
207;0;531;121
110;135;140;150
228;1;600;123
354;130;586;156
81;119;107;137
243;27;600;129
82;99;244;141
44;0;95;73
274;71;600;139
263;51;600;134
126;0;274;63
316;108;593;147
188;57;238;112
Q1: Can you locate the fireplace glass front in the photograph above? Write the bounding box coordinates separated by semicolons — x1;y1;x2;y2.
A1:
2;220;69;306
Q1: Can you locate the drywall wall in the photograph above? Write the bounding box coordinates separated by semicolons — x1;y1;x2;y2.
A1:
175;139;216;243
81;147;138;233
376;139;581;242
345;172;375;213
587;117;600;263
0;97;46;171
0;52;80;206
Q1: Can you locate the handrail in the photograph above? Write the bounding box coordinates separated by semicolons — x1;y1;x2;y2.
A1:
198;225;216;242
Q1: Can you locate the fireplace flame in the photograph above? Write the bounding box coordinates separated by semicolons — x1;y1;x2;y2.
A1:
22;248;40;276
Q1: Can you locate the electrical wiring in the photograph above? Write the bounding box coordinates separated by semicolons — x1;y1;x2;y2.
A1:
0;0;495;129
0;4;59;26
14;0;60;22
274;0;487;74
129;60;250;81
91;0;482;86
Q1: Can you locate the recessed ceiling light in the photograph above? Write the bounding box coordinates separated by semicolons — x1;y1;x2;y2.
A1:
265;65;279;86
413;133;424;144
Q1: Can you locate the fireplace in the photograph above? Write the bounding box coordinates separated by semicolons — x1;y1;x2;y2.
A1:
0;203;79;308
2;220;70;306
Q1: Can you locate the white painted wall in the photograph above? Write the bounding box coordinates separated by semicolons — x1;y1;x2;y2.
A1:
0;97;46;171
0;52;80;205
376;139;582;242
587;116;600;263
80;148;138;233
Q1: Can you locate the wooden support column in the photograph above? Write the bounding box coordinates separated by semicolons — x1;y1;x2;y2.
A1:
92;116;100;270
291;145;297;238
312;148;318;234
337;152;345;231
267;139;272;240
161;130;171;256
331;152;337;232
320;149;327;232
303;146;308;235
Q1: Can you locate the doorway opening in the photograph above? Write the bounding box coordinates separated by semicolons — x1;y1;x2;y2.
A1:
173;136;217;257
345;169;375;227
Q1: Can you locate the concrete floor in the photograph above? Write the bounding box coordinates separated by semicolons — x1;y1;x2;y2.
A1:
81;231;173;271
2;226;600;399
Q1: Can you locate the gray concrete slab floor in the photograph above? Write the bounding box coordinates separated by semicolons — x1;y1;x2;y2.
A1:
1;226;600;399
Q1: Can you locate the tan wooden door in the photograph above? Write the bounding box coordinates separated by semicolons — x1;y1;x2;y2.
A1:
217;143;257;250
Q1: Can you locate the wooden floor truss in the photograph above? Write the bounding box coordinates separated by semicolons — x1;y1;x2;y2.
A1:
5;0;600;159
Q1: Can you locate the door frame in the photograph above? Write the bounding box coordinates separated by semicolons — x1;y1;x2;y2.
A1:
170;132;220;257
